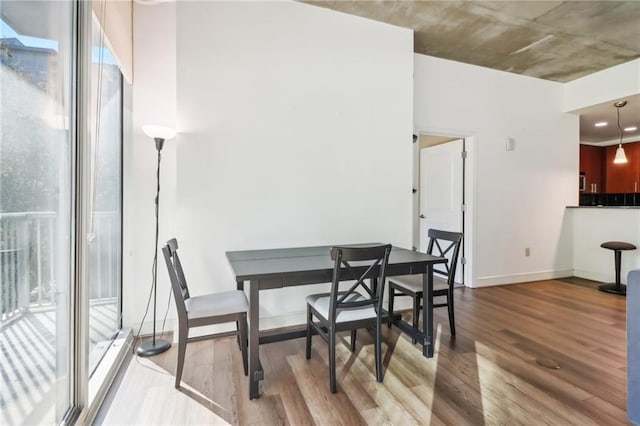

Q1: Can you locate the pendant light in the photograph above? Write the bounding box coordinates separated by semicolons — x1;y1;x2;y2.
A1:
613;101;628;164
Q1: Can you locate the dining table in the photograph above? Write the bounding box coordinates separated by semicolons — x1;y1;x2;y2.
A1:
226;244;447;399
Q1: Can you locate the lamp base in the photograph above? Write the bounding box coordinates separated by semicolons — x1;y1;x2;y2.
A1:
136;338;171;357
598;283;626;296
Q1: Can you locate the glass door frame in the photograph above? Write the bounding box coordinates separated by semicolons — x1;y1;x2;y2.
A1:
66;0;93;423
73;2;126;422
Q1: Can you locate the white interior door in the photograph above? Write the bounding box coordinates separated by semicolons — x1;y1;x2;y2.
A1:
419;139;464;283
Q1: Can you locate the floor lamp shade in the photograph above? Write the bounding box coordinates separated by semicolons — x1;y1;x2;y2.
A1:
136;124;176;357
142;124;176;141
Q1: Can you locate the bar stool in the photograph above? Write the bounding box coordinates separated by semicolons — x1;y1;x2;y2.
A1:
599;241;637;295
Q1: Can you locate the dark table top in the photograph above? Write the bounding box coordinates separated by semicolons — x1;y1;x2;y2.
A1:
226;244;446;285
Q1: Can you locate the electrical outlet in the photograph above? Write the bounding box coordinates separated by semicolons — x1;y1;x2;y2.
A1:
525;247;530;257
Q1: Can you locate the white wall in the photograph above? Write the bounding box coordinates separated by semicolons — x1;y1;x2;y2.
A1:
171;1;413;328
571;208;640;283
414;55;578;287
126;1;590;334
124;1;177;332
564;58;640;113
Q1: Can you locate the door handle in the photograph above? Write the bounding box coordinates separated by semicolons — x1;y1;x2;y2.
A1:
419;214;425;219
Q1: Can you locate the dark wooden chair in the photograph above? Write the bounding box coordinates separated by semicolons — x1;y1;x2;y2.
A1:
388;229;462;340
305;244;392;393
162;238;248;388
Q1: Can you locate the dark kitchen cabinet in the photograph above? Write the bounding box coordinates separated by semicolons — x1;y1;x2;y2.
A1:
579;144;604;192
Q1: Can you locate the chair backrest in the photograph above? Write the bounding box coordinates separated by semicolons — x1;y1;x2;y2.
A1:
162;238;190;324
328;244;392;323
426;229;463;286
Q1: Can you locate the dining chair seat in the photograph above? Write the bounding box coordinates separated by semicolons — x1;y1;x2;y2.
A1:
386;274;449;295
185;290;248;319
306;292;377;323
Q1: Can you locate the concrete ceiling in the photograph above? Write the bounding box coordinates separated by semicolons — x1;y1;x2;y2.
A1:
303;1;640;83
304;0;640;143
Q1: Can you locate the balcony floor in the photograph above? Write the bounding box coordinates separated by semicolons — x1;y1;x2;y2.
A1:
0;302;118;425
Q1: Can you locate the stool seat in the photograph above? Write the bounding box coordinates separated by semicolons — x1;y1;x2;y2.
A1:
601;241;637;251
599;240;636;296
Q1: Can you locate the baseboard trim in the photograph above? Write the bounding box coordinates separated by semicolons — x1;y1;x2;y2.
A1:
472;269;574;288
573;269;611;284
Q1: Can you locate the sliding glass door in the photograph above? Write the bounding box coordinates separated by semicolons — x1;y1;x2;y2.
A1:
88;15;123;375
1;1;125;423
0;1;74;423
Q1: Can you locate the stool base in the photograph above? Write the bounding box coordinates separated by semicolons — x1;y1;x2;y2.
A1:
598;283;627;296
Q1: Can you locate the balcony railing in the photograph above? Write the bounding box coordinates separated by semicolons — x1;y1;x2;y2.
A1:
1;211;119;323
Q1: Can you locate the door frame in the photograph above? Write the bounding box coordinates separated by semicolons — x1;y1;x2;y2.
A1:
413;127;476;287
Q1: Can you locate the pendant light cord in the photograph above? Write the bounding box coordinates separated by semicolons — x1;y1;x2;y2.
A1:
617;104;622;147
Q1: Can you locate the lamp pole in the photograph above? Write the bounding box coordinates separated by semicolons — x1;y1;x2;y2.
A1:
137;126;175;357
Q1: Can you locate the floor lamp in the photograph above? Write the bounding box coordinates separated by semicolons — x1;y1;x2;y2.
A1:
136;125;176;357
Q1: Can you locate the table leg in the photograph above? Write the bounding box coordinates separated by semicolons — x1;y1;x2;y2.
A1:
248;280;262;399
422;264;434;358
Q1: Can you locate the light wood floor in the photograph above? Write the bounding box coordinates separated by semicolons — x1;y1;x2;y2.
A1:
95;280;629;425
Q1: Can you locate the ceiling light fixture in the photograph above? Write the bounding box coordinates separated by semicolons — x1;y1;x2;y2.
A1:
595;121;608;127
613;101;628;164
624;126;638;132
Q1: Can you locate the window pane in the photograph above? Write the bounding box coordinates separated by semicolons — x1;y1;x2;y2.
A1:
0;1;73;424
88;15;122;376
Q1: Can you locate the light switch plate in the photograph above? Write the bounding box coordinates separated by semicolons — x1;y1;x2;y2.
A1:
506;138;515;151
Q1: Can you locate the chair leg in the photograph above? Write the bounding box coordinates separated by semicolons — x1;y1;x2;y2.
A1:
375;317;383;382
329;326;337;393
350;330;357;352
387;286;395;328
175;325;187;388
412;295;420;345
235;320;241;350
448;289;456;337
239;314;248;376
306;304;312;360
